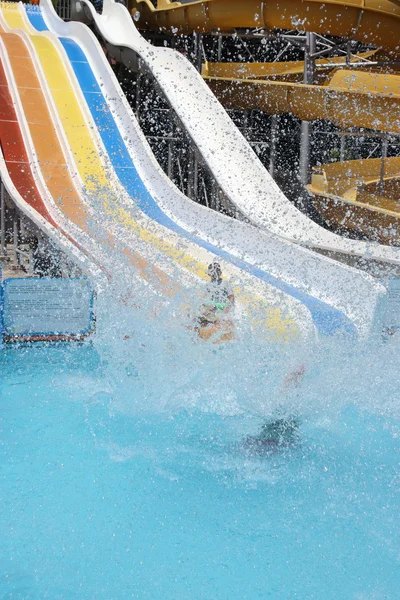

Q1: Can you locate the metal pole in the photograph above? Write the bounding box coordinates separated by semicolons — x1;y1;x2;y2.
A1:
167;139;173;180
176;155;184;192
192;32;203;72
193;154;198;201
304;32;316;84
0;181;5;259
13;212;18;267
243;110;249;139
187;151;198;201
269;115;278;178
201;178;210;208
211;180;219;211
346;40;352;66
217;35;222;61
379;136;388;195
135;70;141;122
215;188;221;213
187;151;192;199
340;134;346;162
299;32;316;185
299;121;311;185
198;34;203;72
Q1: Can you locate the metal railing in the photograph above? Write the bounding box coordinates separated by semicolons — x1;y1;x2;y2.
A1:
56;0;71;21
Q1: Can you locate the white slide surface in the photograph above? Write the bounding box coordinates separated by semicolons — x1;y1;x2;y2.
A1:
72;0;400;267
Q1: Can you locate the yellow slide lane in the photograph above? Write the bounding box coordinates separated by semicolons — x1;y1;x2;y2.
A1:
307;157;400;245
202;53;378;80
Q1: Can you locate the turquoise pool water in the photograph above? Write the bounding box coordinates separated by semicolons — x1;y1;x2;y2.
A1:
1;325;399;599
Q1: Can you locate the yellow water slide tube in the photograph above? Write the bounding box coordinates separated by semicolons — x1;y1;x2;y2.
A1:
205;64;400;242
128;0;400;51
204;67;400;135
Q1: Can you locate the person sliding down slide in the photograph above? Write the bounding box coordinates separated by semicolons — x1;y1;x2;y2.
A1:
244;364;306;452
195;262;235;343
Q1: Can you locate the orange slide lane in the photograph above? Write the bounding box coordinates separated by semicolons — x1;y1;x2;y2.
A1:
0;57;58;227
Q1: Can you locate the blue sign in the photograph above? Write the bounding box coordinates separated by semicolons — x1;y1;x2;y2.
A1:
377;278;400;335
3;277;94;338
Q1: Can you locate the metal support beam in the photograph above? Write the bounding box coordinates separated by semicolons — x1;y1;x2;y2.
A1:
346;41;352;66
269;115;278;178
192;32;203;73
211;180;220;212
176;155;185;192
201;178;210;208
187;150;198;201
217;35;223;61
167;139;174;180
299;32;316;185
304;32;316;84
193;155;198;199
300;121;312;185
379;136;388;195
340;135;346;162
242;110;249;139
135;70;141;122
13;211;18;266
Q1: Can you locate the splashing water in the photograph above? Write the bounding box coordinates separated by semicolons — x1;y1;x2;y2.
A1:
0;290;399;599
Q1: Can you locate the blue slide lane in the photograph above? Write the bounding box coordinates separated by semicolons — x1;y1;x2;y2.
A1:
26;7;355;336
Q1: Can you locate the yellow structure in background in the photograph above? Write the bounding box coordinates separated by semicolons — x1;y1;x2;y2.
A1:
128;0;400;50
203;62;400;242
128;0;400;244
203;66;400;135
308;158;400;245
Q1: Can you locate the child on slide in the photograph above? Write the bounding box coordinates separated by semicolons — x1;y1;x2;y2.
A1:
196;262;235;342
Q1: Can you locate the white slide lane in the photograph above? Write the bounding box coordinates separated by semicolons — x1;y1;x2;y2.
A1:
72;0;400;267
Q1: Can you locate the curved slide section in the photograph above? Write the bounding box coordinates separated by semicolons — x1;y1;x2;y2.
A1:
73;0;400;268
128;0;400;51
308;157;400;246
204;66;400;135
204;64;400;244
3;0;389;337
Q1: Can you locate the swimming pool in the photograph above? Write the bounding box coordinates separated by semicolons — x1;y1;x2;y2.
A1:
1;314;399;599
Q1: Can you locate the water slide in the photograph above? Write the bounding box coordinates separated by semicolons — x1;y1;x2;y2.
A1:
127;0;400;51
202;58;400;240
204;62;400;242
74;0;400;269
0;1;389;338
308;157;400;245
204;64;400;136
